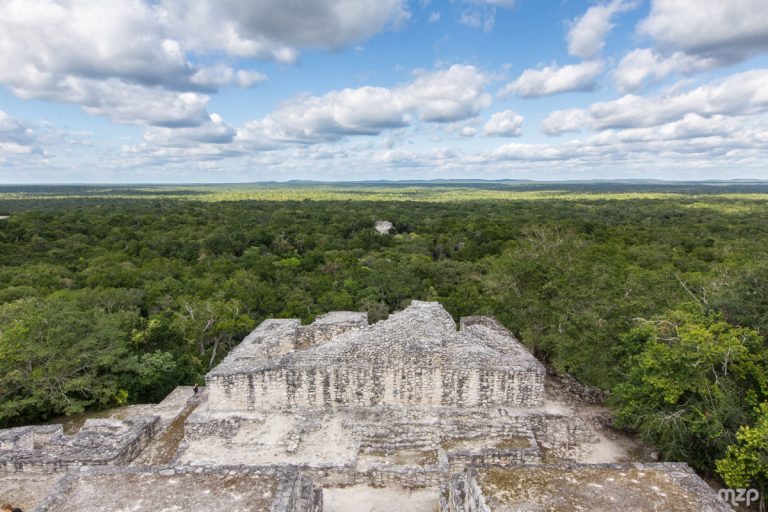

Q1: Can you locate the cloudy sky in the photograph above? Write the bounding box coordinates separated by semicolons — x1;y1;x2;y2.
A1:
1;0;768;183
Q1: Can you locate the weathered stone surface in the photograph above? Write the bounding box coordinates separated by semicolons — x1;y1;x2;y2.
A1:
0;417;158;473
449;463;733;512
0;472;65;511
183;301;594;488
33;465;320;512
207;301;545;412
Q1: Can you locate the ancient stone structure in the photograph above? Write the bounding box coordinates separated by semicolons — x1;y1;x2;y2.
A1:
0;417;158;473
373;220;393;235
0;301;733;511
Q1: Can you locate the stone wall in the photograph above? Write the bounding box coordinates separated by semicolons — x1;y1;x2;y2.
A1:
0;416;158;473
207;367;543;412
0;424;62;451
296;312;368;349
445;469;490;512
303;464;447;489
529;413;599;459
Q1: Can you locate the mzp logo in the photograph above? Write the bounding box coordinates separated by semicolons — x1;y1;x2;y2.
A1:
717;488;760;507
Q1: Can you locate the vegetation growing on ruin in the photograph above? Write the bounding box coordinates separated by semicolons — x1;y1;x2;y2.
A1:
1;181;767;489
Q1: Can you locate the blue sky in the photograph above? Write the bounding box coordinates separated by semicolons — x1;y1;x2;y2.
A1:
1;0;767;183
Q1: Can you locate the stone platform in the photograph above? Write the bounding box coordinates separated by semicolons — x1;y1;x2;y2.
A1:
448;463;733;512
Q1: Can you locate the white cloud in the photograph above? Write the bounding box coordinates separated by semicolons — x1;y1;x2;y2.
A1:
484;110;524;136
543;68;768;134
244;65;490;144
0;0;407;130
541;109;593;135
502;0;632;99
568;0;637;59
143;114;238;146
58;79;211;127
0;111;39;153
0;111;94;170
491;142;568;160
503;61;603;98
398;65;491;122
459;126;478;138
610;0;768;93
586;114;739;145
0;0;191;92
638;0;768;63
190;66;267;89
613;49;716;92
254;86;407;143
0;0;264;129
162;0;409;60
428;11;441;23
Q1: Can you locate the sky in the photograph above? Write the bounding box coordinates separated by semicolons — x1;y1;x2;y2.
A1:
1;0;768;184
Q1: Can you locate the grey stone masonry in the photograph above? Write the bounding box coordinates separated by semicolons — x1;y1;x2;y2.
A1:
447;463;734;512
0;417;158;473
206;301;545;412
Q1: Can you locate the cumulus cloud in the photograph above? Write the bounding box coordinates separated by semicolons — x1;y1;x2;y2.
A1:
0;0;267;129
190;66;267;89
245;65;490;143
491;142;567;161
613;49;716;92
611;0;768;92
586;114;739;145
398;65;491;122
502;61;603;98
62;79;211;127
568;0;637;59
541;109;593;135
543;68;768;134
0;0;408;131
0;1;190;92
502;0;629;98
252;86;407;143
162;0;409;61
142;114;238;146
483;110;524;136
638;0;768;63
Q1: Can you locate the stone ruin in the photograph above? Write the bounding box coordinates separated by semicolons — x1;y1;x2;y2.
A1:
0;301;732;511
373;220;393;235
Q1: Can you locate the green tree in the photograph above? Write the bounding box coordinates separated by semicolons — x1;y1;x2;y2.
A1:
611;307;768;473
174;298;256;369
0;295;140;425
716;402;768;494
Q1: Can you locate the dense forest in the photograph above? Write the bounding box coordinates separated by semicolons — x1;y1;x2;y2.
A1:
1;183;766;492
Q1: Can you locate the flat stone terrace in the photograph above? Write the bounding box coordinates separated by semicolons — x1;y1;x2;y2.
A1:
17;465;321;512
207;301;545;411
449;463;733;512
